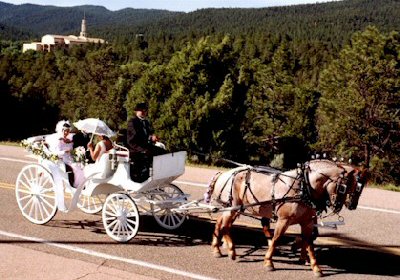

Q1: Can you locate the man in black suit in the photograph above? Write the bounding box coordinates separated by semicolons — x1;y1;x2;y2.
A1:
127;102;165;182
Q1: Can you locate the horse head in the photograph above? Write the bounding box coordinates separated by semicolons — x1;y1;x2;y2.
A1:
344;166;368;210
306;159;358;214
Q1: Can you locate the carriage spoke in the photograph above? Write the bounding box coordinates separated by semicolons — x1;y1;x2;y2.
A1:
104;216;117;221
170;214;179;226
104;210;117;217
121;222;129;237
22;196;34;211
37;199;45;221
106;219;118;231
33;199;39;221
40;193;55;199
126;220;137;230
162;214;168;224
40;195;54;209
115;222;122;237
37;172;44;187
19;180;32;191
17;189;33;195
41;176;50;187
40;198;52;217
18;193;31;202
21;174;31;187
126;217;138;227
28;198;36;218
27;168;34;183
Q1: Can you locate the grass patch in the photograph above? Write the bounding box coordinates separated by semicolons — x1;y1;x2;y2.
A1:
368;183;400;192
0;141;20;147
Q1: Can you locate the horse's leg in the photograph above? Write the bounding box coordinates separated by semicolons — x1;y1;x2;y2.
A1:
299;216;318;264
220;211;239;260
261;217;272;239
299;237;308;265
264;218;289;271
211;215;224;258
301;222;323;277
312;216;319;240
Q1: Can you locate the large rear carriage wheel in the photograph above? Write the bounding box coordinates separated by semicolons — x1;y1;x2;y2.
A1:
15;164;57;224
102;193;140;242
150;184;187;230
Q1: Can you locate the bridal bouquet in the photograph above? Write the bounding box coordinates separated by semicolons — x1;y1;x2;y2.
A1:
71;146;88;165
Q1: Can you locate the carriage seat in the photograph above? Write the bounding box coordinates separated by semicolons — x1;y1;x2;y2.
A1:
84;150;115;180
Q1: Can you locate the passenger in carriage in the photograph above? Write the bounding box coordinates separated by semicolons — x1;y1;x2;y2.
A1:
83;134;114;179
46;120;85;187
127;102;166;182
87;134;113;162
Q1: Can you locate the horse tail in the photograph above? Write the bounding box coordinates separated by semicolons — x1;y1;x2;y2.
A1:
204;171;222;203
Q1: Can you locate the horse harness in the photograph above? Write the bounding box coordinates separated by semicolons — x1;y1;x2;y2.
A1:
211;162;351;216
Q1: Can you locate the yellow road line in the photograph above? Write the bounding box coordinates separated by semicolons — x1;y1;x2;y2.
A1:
0;182;15;190
0;182;72;198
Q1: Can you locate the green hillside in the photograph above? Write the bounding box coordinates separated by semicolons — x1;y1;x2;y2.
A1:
1;0;400;45
0;2;182;39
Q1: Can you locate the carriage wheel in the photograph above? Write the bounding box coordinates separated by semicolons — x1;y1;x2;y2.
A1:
78;194;106;214
150;184;187;230
15;164;57;225
102;193;140;242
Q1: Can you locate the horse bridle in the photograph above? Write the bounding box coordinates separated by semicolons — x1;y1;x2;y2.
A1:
346;171;366;210
303;163;350;214
329;171;349;213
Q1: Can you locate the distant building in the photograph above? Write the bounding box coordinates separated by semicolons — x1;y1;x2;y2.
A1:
22;16;105;53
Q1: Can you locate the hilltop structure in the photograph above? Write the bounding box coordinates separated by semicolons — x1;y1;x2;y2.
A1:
22;16;105;52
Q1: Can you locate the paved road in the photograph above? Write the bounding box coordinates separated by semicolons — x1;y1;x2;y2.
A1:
0;144;399;279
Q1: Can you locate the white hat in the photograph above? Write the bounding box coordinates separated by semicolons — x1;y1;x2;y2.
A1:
55;120;71;134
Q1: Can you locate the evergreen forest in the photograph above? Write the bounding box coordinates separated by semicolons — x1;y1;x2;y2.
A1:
0;0;399;186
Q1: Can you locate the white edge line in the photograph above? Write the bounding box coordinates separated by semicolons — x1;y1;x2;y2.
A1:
0;230;217;280
0;156;35;164
174;180;208;188
357;205;400;215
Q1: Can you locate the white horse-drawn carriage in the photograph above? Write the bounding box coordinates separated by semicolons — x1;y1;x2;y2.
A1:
16;125;189;242
15;118;369;276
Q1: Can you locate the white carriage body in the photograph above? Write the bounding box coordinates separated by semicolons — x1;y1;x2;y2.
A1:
17;132;189;242
23;134;186;198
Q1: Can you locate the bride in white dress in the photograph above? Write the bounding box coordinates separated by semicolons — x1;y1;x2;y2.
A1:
84;134;114;179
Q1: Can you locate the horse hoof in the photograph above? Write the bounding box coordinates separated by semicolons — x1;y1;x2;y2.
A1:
313;270;323;277
229;253;236;261
297;259;306;265
212;251;222;258
264;264;275;271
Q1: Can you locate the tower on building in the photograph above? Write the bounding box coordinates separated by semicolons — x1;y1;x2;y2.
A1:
80;13;87;37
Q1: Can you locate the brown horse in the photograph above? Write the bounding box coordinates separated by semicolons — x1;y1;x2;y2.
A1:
290;160;368;264
208;160;360;277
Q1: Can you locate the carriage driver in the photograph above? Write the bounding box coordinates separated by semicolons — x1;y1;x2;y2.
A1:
127;102;166;182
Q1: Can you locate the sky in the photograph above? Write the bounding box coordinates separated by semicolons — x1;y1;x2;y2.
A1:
2;0;342;12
